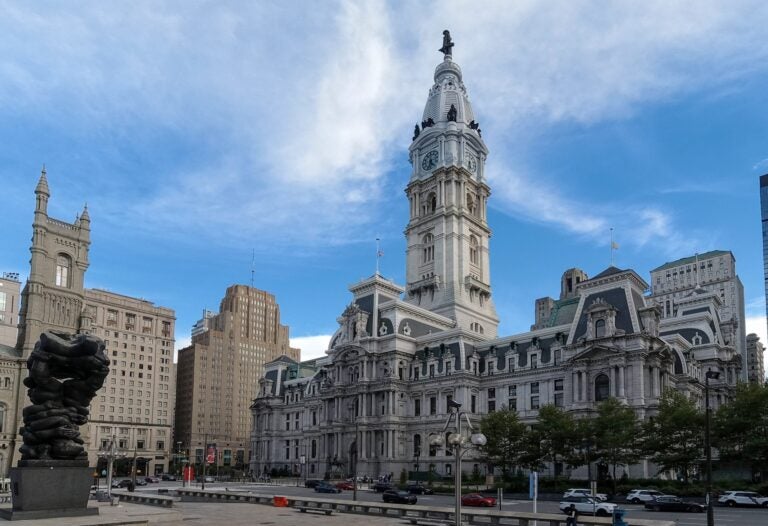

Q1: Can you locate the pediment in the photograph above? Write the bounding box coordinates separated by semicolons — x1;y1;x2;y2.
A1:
570;345;621;362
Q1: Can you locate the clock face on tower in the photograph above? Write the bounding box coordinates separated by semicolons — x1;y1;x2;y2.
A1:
421;150;439;171
466;153;477;173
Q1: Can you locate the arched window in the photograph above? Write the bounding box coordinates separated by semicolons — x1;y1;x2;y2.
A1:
469;236;479;265
413;434;421;457
55;254;71;287
467;193;475;215
429;193;437;213
595;374;610;401
422;234;434;263
594;319;606;338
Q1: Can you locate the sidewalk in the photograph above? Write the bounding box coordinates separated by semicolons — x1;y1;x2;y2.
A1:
0;500;409;526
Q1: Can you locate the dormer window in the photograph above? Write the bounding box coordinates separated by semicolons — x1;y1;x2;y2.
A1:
595;319;606;338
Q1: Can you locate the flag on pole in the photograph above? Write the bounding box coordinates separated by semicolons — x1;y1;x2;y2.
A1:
611;241;619;250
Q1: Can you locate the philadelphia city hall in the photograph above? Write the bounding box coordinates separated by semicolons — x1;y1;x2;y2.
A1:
249;33;741;481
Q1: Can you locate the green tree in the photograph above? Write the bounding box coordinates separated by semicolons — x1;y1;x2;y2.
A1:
521;404;579;473
714;382;768;479
479;408;527;475
592;398;641;493
642;390;703;482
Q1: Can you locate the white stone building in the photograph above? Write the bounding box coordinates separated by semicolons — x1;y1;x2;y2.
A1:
250;36;742;481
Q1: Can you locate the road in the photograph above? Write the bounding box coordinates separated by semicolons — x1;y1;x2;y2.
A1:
125;480;768;526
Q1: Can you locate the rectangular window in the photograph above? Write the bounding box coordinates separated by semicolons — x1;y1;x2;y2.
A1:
508;397;516;410
508;385;517;396
488;388;495;399
531;382;539;395
471;395;476;413
107;310;118;327
445;361;452;374
488;400;496;412
162;321;171;337
429;397;436;415
429;364;435;377
554;393;564;407
125;313;136;331
554;379;564;391
142;317;153;334
531;395;539;409
531;355;538;369
414;399;421;416
0;292;6;311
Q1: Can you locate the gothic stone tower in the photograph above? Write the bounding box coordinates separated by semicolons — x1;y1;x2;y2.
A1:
16;168;91;358
404;38;499;337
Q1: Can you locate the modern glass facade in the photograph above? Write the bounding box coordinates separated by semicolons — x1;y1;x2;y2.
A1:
760;175;768;336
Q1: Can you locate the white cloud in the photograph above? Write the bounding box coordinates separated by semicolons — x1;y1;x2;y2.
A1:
2;1;767;249
291;335;332;361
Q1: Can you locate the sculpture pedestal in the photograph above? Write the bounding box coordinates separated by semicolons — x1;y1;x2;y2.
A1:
0;461;98;520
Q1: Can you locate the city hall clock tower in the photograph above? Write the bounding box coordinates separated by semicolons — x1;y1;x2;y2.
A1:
404;31;499;337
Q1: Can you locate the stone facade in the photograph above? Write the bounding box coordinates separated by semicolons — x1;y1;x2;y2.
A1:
84;288;176;476
250;39;743;481
175;285;298;472
648;250;747;381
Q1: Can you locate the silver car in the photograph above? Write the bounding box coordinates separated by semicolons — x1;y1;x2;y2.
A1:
559;496;617;517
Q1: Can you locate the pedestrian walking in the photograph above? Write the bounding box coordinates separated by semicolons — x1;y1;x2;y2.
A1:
565;504;578;526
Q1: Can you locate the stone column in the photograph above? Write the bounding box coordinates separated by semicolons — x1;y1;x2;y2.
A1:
580;371;587;402
619;365;626;398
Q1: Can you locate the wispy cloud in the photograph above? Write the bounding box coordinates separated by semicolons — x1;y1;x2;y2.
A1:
2;0;767;251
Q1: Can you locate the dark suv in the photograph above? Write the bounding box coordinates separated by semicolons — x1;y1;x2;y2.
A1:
304;479;323;488
406;484;434;495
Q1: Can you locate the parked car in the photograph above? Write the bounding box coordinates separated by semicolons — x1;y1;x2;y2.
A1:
563;488;607;501
114;479;133;488
406;484;434;495
161;474;177;481
304;479;323;488
314;482;342;494
372;481;393;492
382;489;417;504
144;476;160;483
559;496;617;517
717;491;768;507
626;489;664;504
335;481;355;490
644;495;705;513
461;493;497;507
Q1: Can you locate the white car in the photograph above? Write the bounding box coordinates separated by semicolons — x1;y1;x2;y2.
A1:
563;488;608;501
559;496;617;517
626;489;664;504
717;491;768;507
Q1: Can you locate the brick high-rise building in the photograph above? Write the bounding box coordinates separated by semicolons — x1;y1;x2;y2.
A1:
84;288;176;476
175;285;298;472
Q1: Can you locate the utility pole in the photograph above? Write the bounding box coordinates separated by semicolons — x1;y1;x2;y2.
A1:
705;370;720;526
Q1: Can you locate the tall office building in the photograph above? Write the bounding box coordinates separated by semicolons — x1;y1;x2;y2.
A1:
760;174;768;380
0;273;21;348
84;289;176;476
175;285;299;471
745;333;765;384
648;250;746;380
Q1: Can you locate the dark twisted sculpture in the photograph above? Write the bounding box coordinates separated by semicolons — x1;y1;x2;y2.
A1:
19;331;110;461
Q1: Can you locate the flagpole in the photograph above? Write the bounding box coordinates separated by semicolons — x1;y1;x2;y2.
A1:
610;228;614;267
376;238;381;276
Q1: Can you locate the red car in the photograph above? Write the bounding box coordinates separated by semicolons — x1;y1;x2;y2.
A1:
335;481;355;490
462;493;497;507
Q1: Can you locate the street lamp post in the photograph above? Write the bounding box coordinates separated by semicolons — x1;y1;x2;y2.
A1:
430;399;487;526
347;402;359;501
97;435;127;500
705;369;720;526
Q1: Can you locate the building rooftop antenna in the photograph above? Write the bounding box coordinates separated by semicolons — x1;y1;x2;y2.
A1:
251;249;255;289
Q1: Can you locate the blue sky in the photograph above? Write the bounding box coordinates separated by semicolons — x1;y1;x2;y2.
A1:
2;1;768;361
